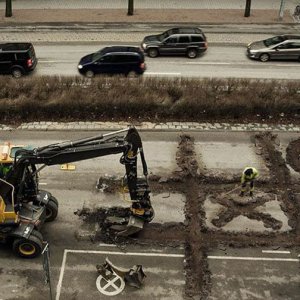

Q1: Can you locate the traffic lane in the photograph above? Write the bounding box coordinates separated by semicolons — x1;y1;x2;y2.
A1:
145;46;300;79
33;44;300;79
208;248;300;300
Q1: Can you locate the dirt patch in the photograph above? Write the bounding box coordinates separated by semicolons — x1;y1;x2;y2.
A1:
78;131;300;299
286;138;300;173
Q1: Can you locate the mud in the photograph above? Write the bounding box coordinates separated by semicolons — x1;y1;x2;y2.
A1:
78;131;300;299
286;137;300;173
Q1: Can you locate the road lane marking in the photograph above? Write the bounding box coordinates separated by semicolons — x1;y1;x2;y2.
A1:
208;255;298;262
39;182;47;186
56;248;184;300
262;250;291;254
145;72;181;76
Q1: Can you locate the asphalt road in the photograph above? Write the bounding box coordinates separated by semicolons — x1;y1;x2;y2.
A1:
0;130;299;300
34;43;300;79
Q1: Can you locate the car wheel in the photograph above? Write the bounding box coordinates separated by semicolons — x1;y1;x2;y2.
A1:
259;53;270;62
85;70;94;78
187;48;198;59
12;230;43;258
12;68;23;78
148;48;158;58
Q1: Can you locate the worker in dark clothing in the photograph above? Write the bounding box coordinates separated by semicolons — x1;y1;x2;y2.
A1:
240;167;259;197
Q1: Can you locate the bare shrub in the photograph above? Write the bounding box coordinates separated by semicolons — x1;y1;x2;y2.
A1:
0;76;299;123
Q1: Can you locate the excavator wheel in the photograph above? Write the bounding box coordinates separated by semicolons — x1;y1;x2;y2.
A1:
12;230;43;258
45;196;58;222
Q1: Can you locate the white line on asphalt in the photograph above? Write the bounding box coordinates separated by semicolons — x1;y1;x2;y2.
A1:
56;249;185;300
262;250;291;254
39;60;75;64
145;72;181;76
56;249;68;300
39;182;47;186
186;62;232;65
65;249;185;257
208;255;298;262
97;243;117;247
185;61;300;67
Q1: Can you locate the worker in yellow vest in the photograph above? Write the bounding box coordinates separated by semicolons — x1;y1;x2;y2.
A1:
240;167;259;197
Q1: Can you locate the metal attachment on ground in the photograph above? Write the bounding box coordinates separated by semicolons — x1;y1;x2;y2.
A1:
96;257;146;295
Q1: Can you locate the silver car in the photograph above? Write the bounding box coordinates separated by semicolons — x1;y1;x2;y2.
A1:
247;35;300;62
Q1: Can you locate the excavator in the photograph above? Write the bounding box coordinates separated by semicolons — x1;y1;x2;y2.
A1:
0;127;153;258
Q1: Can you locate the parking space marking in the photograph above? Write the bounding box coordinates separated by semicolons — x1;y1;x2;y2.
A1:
56;249;185;300
262;250;291;254
208;255;299;262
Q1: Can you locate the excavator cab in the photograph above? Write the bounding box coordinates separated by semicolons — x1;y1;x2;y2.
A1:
0;127;153;258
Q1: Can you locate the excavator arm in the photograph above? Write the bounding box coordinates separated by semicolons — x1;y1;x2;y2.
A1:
0;127;153;226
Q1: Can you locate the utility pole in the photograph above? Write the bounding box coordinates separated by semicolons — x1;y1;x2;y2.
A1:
128;0;134;16
5;0;12;17
278;0;286;21
244;0;251;17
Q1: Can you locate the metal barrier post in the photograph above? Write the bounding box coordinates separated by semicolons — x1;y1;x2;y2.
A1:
42;242;53;300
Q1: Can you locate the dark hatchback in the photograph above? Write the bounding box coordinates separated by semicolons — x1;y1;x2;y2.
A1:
141;27;207;58
0;43;37;78
77;46;146;77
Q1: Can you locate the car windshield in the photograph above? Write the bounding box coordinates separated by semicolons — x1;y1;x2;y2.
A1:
263;36;286;47
92;52;103;61
158;28;178;41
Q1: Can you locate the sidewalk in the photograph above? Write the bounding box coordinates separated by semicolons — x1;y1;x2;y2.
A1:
0;8;295;25
0;0;298;25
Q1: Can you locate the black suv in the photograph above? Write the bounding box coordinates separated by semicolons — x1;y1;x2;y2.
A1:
78;46;146;77
0;43;37;78
141;27;207;59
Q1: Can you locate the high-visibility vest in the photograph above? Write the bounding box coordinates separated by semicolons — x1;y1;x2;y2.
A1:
241;167;259;183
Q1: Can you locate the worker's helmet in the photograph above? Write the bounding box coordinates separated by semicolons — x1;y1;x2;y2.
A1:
245;168;253;176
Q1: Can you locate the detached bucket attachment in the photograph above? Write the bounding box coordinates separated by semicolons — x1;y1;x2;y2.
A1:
125;265;146;288
96;257;146;289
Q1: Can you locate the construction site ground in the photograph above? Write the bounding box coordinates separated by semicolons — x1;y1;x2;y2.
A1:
0;130;299;299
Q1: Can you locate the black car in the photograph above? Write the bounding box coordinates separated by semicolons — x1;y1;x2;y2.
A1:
78;46;146;77
0;43;37;78
247;35;300;62
141;27;207;58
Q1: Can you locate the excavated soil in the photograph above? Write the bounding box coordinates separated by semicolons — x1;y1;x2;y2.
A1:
78;132;300;299
286;137;300;173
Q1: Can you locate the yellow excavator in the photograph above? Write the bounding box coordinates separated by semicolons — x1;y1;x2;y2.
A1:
0;127;153;258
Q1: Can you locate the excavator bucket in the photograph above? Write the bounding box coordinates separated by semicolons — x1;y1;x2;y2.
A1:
106;215;144;237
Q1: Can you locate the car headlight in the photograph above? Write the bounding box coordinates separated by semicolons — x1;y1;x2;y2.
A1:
142;43;147;49
78;64;83;69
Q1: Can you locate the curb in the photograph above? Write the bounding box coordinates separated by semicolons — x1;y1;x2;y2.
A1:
1;122;299;133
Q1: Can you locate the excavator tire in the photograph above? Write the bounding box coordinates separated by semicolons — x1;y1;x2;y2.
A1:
12;230;43;258
45;196;58;222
